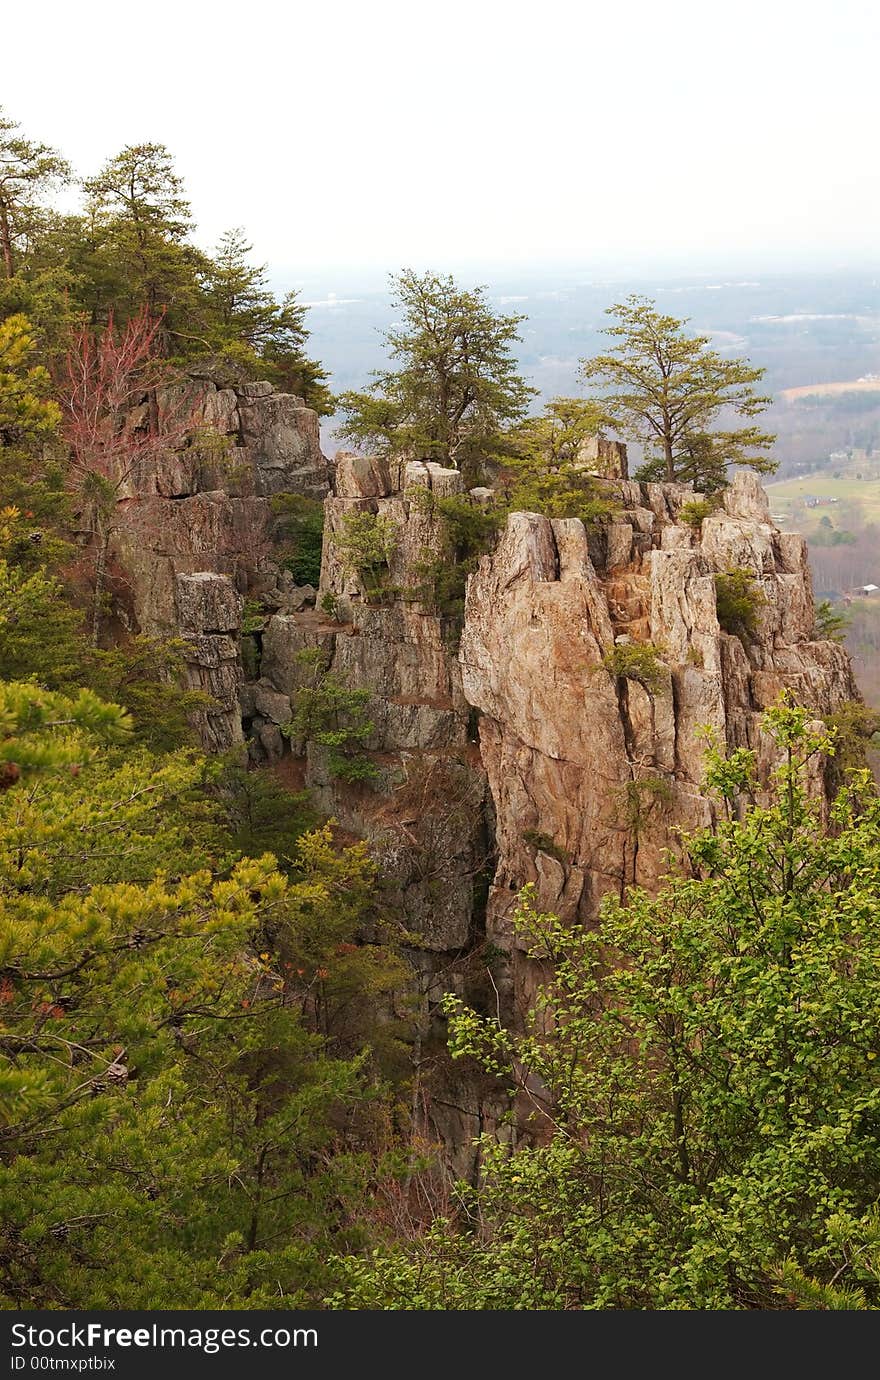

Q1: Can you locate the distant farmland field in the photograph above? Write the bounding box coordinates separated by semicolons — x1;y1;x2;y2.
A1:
780;379;880;401
764;474;880;533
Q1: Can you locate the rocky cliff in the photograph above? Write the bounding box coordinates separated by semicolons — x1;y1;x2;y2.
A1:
458;470;856;1011
104;388;861;1162
252;449;857;1153
109;373;329;750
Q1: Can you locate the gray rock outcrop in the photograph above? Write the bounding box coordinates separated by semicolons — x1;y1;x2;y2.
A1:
106;377;329;750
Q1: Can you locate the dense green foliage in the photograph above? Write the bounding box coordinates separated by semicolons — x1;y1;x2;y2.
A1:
499;397;616;525
283;648;380;785
408;486;503;618
0;510;411;1307
678;497;717;529
581;295;776;490
0;314;60;442
714;566;767;641
0;561;409;1307
334;702;880;1309
338;270;536;475
330;510;398;603
602;641;668;694
815;597;850;642
271;493;325;588
0;110;330;411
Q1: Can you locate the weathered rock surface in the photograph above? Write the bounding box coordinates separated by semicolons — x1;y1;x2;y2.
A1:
122;375;329;501
174;572;244;752
104;377;328;750
262;459;485;955
247;458;858;1162
460;470;859;981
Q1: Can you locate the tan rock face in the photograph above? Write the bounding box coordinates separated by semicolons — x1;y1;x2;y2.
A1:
112;493;273;634
262;461;485;953
121;378;328;501
333;452;393;499
575;436;629;480
459;468;859;976
237;390;327;497
254;461;859;976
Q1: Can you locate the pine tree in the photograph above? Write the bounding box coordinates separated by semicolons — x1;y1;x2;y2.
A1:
581;295;776;490
0;109;70;281
202;229;332;410
0;314;60;444
339;269;535;473
83;143;207;339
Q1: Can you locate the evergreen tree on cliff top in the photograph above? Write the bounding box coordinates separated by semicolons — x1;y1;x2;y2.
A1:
581;295;776;491
338;269;535;473
203;228;332;411
82;143;205;337
0;109;70;283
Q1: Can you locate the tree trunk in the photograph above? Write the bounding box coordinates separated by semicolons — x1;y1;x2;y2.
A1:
403;1022;423;1195
0;205;14;280
91;522;110;648
664;434;676;483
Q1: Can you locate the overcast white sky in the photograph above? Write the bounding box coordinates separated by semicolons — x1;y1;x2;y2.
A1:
5;0;879;282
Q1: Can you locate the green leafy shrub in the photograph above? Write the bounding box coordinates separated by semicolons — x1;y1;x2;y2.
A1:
83;636;216;751
814;598;850;643
615;775;673;839
500;398;618;527
271;493;325;587
522;828;569;864
320;589;341;620
331;510;397;602
714;567;766;641
678;497;717;529
602;641;667;693
824;699;880;783
240;597;268;635
408;487;502;618
284;650;379;785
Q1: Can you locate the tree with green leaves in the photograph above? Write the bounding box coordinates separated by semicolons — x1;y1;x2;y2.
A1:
334;697;880;1310
814;598;850;642
83;143;206;336
0;109;70;281
0;680;131;789
202;228;332;411
0;114;332;406
500;396;617;525
0;314;60;444
338;269;535;473
0;841;373;1306
0;679;406;1307
581;295;776;491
